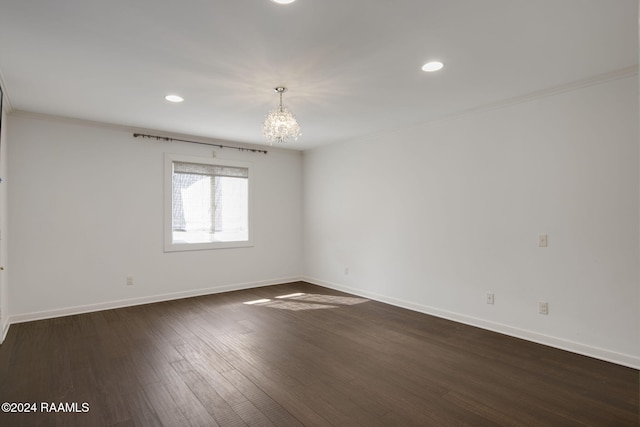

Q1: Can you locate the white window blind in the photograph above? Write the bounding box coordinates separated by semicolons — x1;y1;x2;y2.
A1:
165;155;251;251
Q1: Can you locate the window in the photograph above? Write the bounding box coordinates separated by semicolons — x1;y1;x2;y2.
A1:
164;154;252;251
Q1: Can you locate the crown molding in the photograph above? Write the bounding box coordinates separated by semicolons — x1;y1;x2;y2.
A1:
325;65;639;150
466;65;639;113
7;65;639;152
426;66;639;129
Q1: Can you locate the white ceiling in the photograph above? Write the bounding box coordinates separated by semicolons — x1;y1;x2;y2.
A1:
0;0;637;150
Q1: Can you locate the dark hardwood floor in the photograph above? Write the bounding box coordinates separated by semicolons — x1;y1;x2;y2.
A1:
0;282;637;426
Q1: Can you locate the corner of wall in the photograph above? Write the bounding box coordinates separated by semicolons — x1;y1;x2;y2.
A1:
0;318;9;344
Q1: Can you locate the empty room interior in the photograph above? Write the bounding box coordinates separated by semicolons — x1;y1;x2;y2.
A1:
0;1;639;426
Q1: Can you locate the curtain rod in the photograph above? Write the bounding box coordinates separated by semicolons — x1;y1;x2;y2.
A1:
133;133;268;154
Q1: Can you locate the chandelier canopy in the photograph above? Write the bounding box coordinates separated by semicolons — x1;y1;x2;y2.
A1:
262;87;301;145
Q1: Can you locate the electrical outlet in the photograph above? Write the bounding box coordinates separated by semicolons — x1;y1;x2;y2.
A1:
126;276;134;286
539;301;549;315
538;234;548;247
486;293;495;305
344;267;349;276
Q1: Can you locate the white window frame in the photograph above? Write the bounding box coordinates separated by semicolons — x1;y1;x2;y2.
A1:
164;153;253;252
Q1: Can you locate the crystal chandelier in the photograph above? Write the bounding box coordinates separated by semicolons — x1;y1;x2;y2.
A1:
262;87;301;145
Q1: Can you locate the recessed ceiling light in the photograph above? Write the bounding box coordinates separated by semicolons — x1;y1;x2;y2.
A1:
165;94;184;103
422;61;444;72
271;0;296;4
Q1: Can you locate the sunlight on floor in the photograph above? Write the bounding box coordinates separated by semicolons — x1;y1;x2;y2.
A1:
275;293;305;299
243;299;272;305
243;292;369;311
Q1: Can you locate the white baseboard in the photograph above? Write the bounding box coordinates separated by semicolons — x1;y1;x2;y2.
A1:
7;276;303;327
304;276;640;370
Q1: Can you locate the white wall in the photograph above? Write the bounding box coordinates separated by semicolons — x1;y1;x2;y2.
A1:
0;93;8;341
7;113;303;320
303;75;640;368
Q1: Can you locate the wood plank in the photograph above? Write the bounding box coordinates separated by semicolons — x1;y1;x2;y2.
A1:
0;281;637;426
